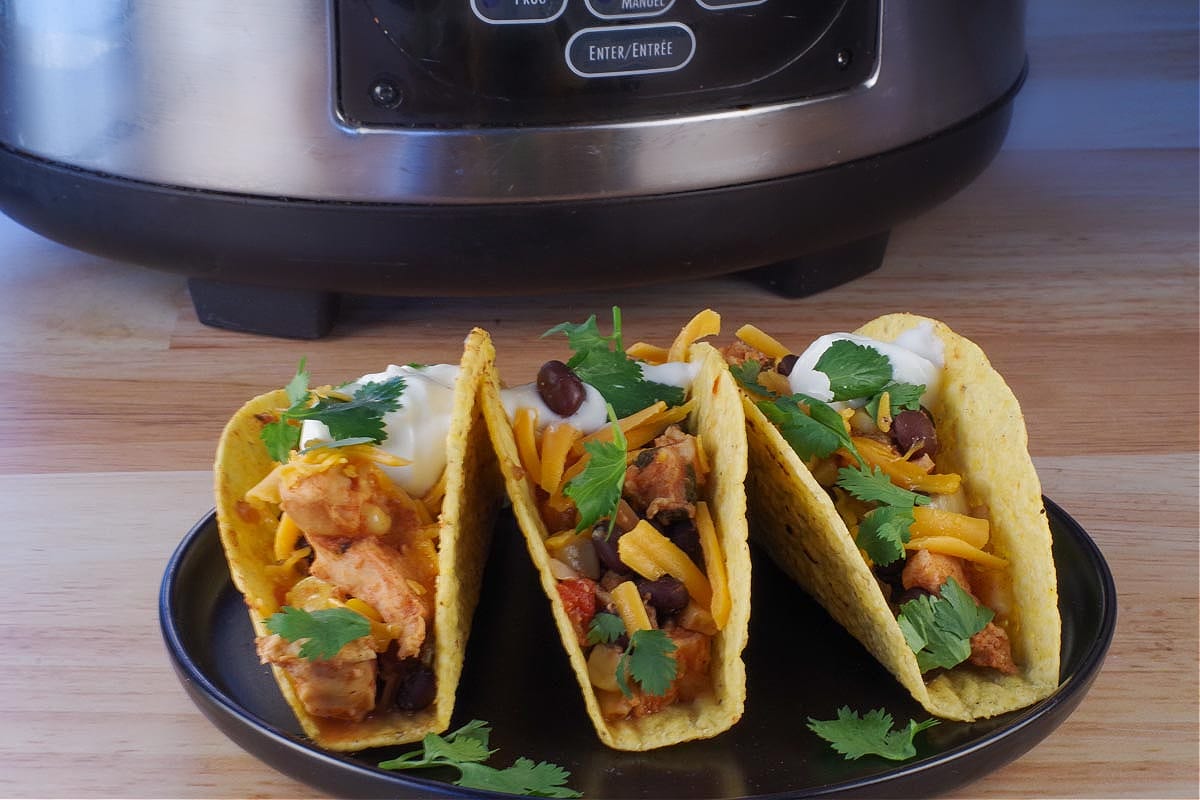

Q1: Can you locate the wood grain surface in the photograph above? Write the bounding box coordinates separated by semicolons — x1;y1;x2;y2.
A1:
1;1;1196;797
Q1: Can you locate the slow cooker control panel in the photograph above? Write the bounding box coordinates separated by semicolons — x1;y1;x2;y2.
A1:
336;0;879;127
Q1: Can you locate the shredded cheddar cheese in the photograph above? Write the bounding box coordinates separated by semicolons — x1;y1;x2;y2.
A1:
905;536;1009;569
618;520;712;609
910;506;990;549
667;308;721;362
514;406;541;480
734;323;790;361
273;513;303;561
625;342;670;364
539;423;583;494
695;502;730;630
611;580;653;634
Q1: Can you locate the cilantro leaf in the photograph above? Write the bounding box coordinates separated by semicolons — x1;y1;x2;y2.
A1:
814;340;893;401
261;418;302;463
544;312;621;355
378;720;581;798
617;628;678;698
544;307;684;419
456;759;581;798
289;377;406;442
587;612;625;645
421;727;494;765
378;721;493;771
729;359;773;398
865;381;925;420
260;367;407;462
295;436;378;455
757;395;853;462
284;358;310;405
897;577;995;672
837;465;930;508
807;706;939;761
855;505;915;567
264;606;371;661
563;405;627;533
575;351;684;419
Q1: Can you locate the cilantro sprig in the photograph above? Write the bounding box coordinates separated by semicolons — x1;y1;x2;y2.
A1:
807;706;939;761
897;578;994;672
563;404;627;534
814;340;892;401
729;351;930;566
865;381;924;420
837;465;931;565
618;629;678;698
543;307;684;419
378;720;581;798
587;616;679;699
260;359;406;461
264;606;371;661
586;612;626;646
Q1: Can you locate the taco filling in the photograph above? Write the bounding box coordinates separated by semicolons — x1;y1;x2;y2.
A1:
482;308;751;750
722;314;1059;720
214;333;500;749
245;365;459;721
729;325;1018;673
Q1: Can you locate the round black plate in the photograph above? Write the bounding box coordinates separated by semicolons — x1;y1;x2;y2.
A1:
160;498;1115;799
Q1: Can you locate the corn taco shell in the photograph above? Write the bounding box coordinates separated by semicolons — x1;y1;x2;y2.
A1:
213;328;501;750
739;313;1060;721
482;340;752;751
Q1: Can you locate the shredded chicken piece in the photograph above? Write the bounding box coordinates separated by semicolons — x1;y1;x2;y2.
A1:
280;462;423;540
901;548;973;596
623;426;700;523
969;621;1019;674
719;340;768;366
307;535;431;659
257;633;377;721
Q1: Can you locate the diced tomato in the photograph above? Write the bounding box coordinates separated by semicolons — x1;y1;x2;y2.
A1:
556;577;597;642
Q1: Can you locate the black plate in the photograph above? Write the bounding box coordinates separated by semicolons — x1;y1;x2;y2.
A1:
160;498;1115;799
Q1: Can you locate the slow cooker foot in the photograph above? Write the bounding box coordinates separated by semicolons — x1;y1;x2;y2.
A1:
741;230;891;298
188;278;340;339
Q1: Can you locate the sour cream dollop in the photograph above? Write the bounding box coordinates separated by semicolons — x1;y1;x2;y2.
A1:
299;363;460;497
499;358;699;434
787;321;944;407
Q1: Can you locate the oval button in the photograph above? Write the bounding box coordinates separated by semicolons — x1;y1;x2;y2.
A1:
585;0;676;19
470;0;567;25
695;0;766;8
566;23;696;78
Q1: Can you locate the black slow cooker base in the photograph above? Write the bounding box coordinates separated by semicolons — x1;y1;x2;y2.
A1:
0;75;1017;339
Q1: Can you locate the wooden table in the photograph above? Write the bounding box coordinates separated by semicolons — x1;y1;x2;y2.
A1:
1;1;1196;797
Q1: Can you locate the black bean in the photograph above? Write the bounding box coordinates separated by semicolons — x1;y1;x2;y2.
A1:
393;659;436;711
873;557;906;593
537;360;586;417
776;353;799;376
638;576;689;616
592;524;631;574
891;408;939;458
664;519;706;571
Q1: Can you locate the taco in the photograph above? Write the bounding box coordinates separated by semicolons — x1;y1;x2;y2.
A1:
723;313;1060;721
481;308;752;751
212;328;501;750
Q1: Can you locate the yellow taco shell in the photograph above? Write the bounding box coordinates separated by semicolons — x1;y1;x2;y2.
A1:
482;341;752;751
213;328;502;750
741;313;1060;721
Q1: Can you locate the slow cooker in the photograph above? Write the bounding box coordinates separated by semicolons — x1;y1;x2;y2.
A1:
0;1;1026;338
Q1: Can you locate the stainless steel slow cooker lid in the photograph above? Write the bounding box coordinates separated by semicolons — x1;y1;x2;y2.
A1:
0;0;1024;204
